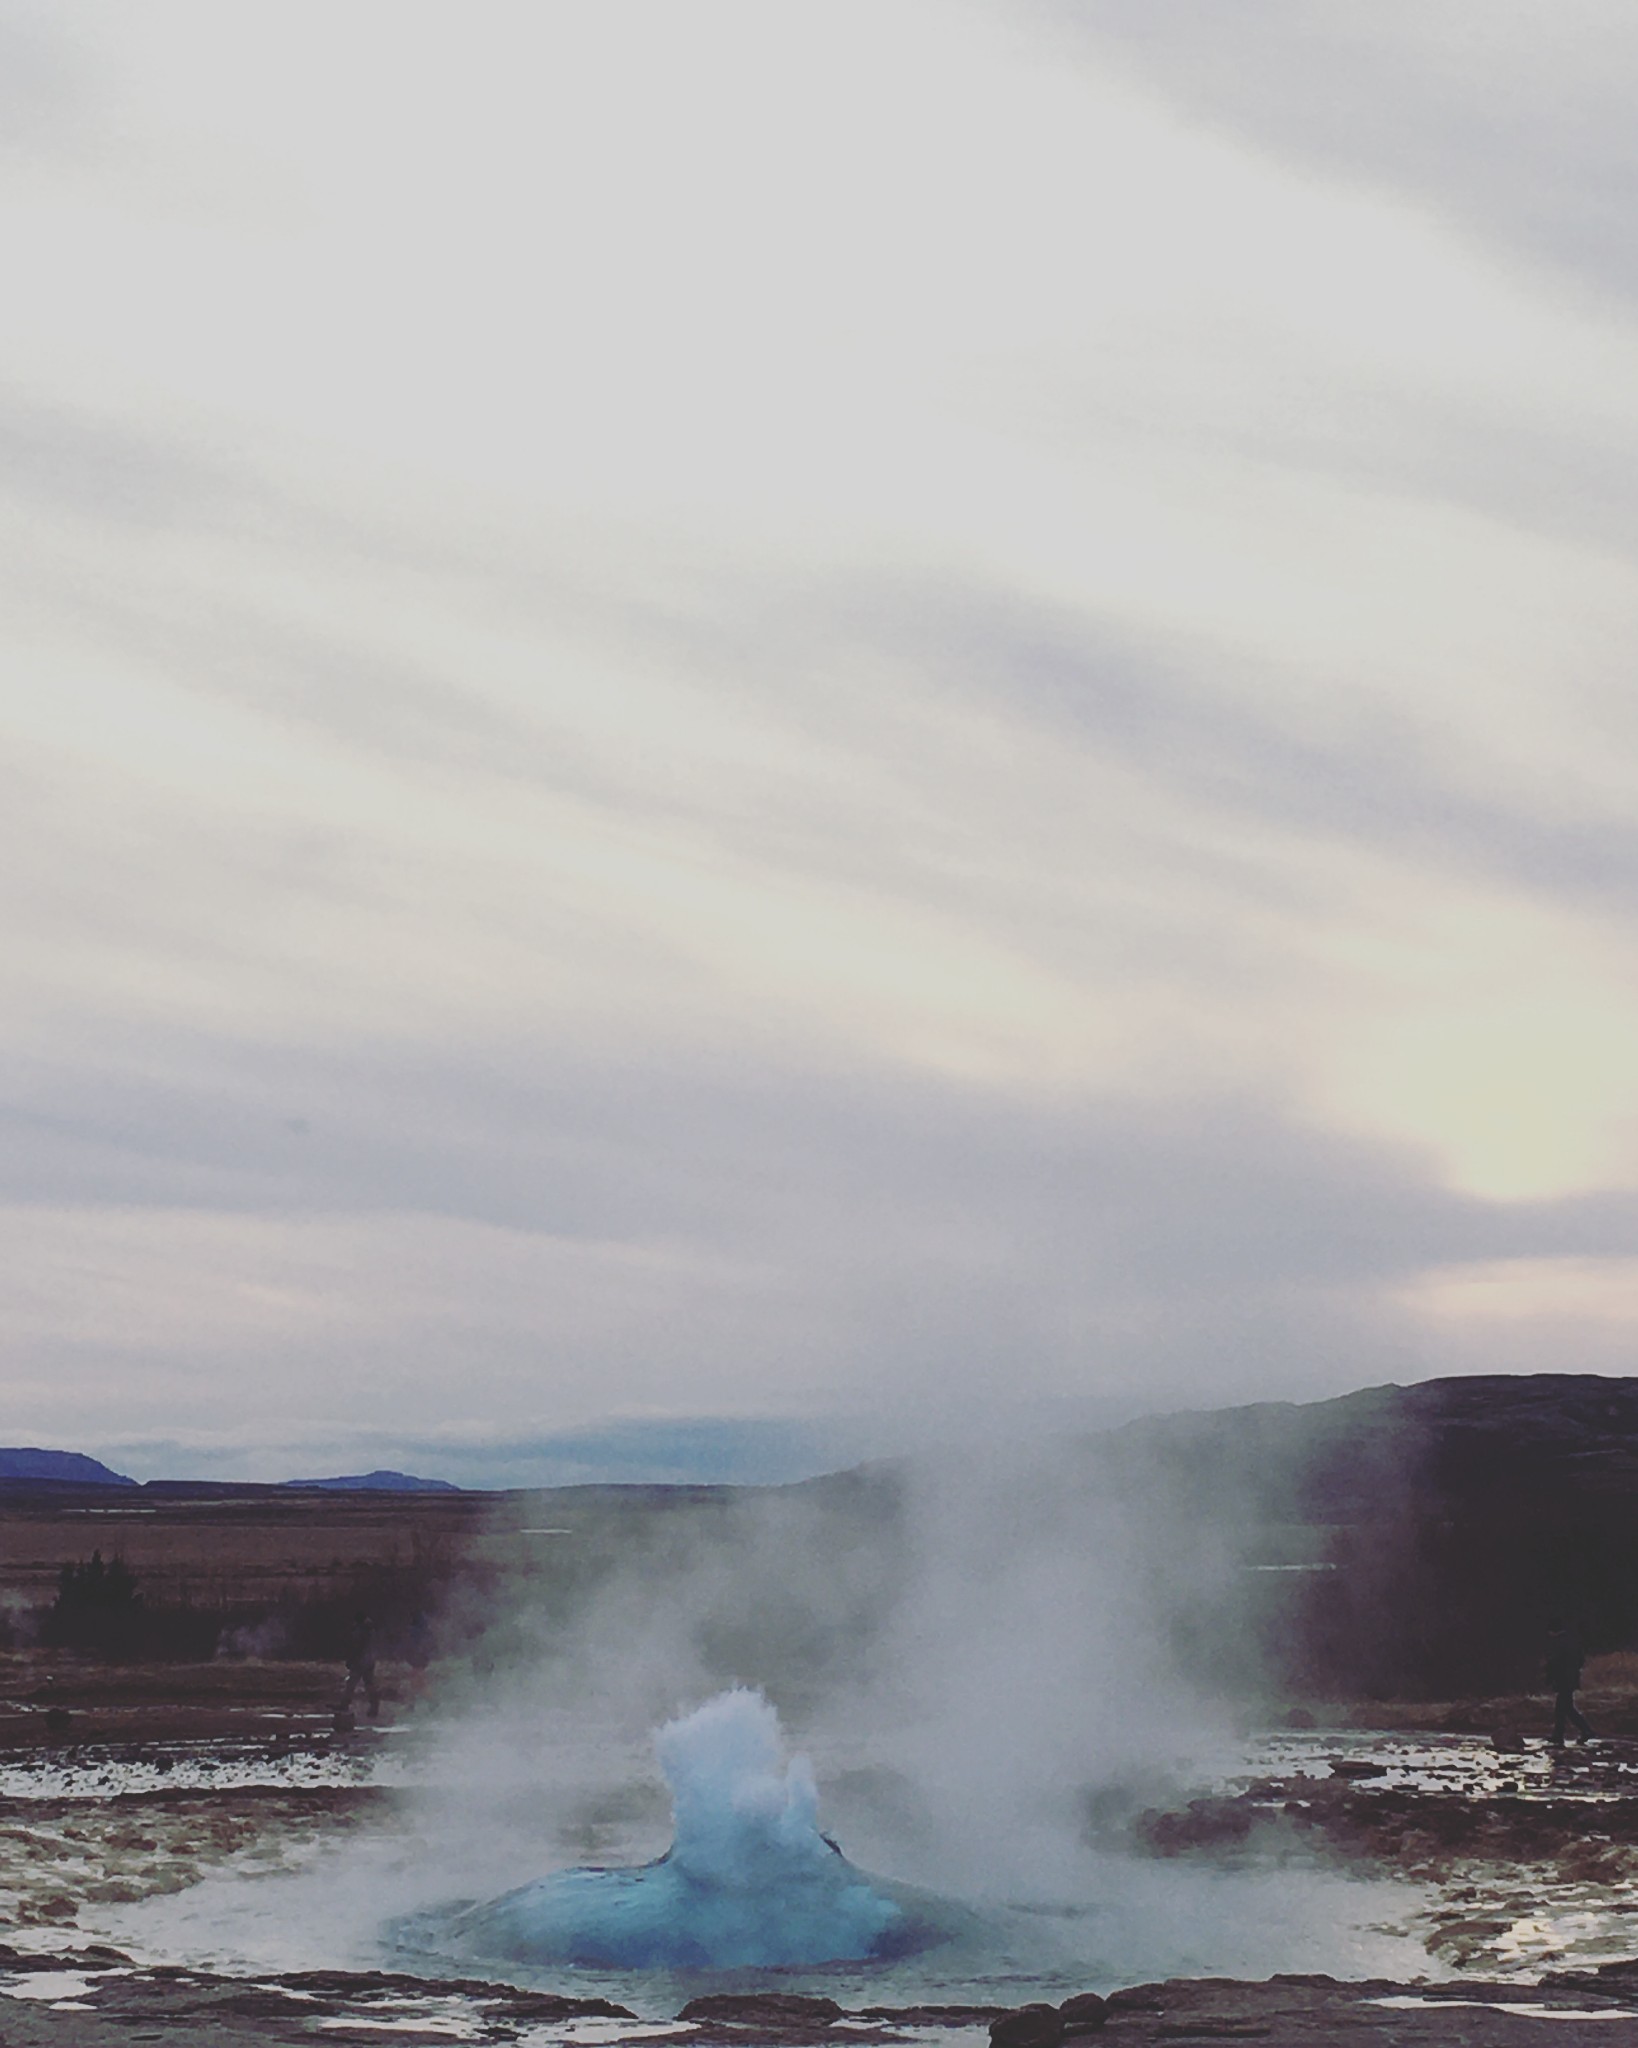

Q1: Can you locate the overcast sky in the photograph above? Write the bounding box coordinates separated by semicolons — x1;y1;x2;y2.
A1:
5;1;1638;1484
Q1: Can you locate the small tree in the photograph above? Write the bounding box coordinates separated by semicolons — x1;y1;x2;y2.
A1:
45;1549;143;1653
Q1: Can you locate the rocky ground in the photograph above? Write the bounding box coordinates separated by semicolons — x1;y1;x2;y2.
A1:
0;1654;402;1939
1124;1724;1638;1979
7;1672;1638;2043
6;1949;1638;2047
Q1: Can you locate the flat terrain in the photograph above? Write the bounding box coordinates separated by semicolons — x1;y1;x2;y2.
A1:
0;1486;495;1609
0;1478;745;1741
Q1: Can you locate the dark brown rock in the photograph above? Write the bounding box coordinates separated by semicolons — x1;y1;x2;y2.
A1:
1155;2022;1270;2039
678;1993;846;2027
278;1966;632;2015
0;1943;90;1970
1106;1985;1172;2012
1541;1957;1638;2000
1059;1992;1109;2033
990;2002;1064;2048
487;1987;638;2019
1137;1797;1260;1853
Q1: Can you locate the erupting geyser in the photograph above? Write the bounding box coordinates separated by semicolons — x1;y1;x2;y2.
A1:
404;1687;968;1971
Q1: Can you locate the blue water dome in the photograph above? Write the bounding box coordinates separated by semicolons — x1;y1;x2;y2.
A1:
416;1687;967;1971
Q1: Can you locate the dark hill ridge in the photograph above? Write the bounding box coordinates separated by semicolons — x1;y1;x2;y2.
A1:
281;1470;458;1493
7;1375;1636;1700
790;1375;1638;1532
0;1448;134;1487
0;1456;461;1497
1098;1372;1638;1524
1091;1374;1638;1701
788;1374;1638;1702
11;1376;1635;1510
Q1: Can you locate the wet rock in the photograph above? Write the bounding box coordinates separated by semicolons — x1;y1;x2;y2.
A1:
0;1942;88;1969
58;1965;1638;2048
206;1987;325;2019
1154;2020;1270;2039
42;1706;72;1737
23;1892;78;1924
990;2001;1064;2048
1542;1957;1638;2001
82;1877;150;1904
1491;1729;1528;1752
1325;1758;1386;1779
74;1960;640;2040
858;2006;1010;2026
1283;1708;1315;1729
281;1967;576;2003
679;1993;847;2027
487;1987;638;2020
1059;1991;1109;2033
1106;1986;1173;2013
1137;1798;1259;1853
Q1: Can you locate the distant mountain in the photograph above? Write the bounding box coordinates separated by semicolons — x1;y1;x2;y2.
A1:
1085;1372;1638;1548
426;1416;860;1490
281;1469;459;1493
0;1448;136;1487
1080;1373;1638;1701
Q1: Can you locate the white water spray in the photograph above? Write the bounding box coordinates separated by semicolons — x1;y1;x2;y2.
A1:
407;1687;968;1971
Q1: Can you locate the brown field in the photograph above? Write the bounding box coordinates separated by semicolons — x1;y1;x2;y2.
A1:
0;1488;505;1741
0;1490;496;1610
0;1482;750;1745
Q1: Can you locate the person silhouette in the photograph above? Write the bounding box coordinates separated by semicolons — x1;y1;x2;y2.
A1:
1545;1616;1593;1747
339;1608;381;1719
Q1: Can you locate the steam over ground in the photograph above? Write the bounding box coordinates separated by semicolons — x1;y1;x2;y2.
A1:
99;1428;1439;1990
406;1434;1255;1907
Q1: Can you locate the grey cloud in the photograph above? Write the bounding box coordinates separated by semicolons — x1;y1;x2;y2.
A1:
0;8;87;158
10;436;1637;1054
0;440;990;956
7;1033;1630;1308
1030;0;1638;302
844;580;1638;919
1043;353;1638;566
0;389;259;529
0;398;736;807
13;384;1626;956
9;991;1635;1453
1234;377;1638;563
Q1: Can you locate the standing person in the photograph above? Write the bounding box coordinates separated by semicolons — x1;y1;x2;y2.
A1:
1546;1616;1593;1747
339;1608;381;1720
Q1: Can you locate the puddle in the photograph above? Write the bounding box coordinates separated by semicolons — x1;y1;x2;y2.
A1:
0;1969;111;2004
1233;1732;1638;1802
1372;1998;1628;2021
0;1736;414;1801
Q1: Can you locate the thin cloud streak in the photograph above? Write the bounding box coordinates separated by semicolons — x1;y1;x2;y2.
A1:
1044;0;1638;303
